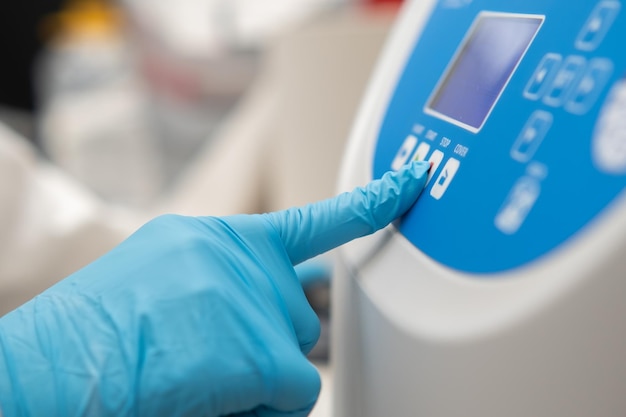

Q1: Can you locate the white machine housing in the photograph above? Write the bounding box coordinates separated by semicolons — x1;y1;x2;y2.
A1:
332;0;626;416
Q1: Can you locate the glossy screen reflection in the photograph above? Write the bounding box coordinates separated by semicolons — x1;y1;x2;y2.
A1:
426;13;544;132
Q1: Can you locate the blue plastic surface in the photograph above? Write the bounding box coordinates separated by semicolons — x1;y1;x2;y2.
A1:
373;0;626;274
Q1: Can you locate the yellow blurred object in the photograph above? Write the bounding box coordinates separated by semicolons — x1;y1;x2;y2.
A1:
40;0;123;42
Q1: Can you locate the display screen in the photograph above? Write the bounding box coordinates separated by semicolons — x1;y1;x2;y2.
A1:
426;12;544;132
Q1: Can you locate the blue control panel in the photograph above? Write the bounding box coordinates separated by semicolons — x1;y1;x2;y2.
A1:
373;0;626;274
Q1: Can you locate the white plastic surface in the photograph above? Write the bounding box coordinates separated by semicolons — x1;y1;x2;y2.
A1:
333;0;626;415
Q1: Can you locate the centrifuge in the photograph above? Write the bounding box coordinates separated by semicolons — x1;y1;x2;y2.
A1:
333;0;626;416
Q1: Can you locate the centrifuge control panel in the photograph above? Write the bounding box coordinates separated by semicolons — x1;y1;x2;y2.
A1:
373;0;626;274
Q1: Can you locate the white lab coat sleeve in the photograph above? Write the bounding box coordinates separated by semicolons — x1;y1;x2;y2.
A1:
0;123;141;316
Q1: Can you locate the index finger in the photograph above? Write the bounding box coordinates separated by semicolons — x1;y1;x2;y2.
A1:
264;160;430;265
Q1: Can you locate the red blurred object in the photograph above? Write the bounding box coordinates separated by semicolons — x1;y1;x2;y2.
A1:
365;0;404;4
361;0;404;15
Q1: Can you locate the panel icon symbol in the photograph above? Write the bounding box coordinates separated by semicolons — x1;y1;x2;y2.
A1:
511;111;553;163
565;58;614;115
543;56;587;107
575;1;621;51
495;177;541;235
524;53;562;100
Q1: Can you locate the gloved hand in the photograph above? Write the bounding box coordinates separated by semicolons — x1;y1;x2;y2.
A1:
0;161;430;417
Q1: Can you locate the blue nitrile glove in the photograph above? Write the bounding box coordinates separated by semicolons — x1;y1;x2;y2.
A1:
0;161;430;417
294;257;332;289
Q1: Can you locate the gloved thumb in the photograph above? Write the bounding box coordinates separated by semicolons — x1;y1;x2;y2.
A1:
294;257;332;288
264;160;430;265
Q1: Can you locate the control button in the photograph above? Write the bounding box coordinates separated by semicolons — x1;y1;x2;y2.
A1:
391;135;418;171
575;1;621;51
565;58;614;115
511;110;553;163
430;158;460;200
495;177;541;235
524;53;562;100
592;77;626;173
426;149;444;184
543;56;587;107
411;141;431;162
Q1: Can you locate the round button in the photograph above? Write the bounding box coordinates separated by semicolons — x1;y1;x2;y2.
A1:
592;75;626;174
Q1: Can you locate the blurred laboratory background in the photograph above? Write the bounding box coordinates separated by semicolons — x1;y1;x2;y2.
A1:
0;0;402;413
2;0;402;209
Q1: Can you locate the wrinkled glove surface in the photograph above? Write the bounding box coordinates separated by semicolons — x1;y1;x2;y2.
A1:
0;161;430;417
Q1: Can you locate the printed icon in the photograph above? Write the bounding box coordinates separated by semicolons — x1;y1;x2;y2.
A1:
575;1;621;51
426;150;445;184
565;58;614;115
511;111;553;163
437;171;448;185
543;56;587;107
524;53;562;100
391;135;418;171
494;177;541;235
430;158;460;200
411;141;432;162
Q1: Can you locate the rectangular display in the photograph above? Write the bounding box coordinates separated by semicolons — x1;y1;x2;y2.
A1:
425;12;544;132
